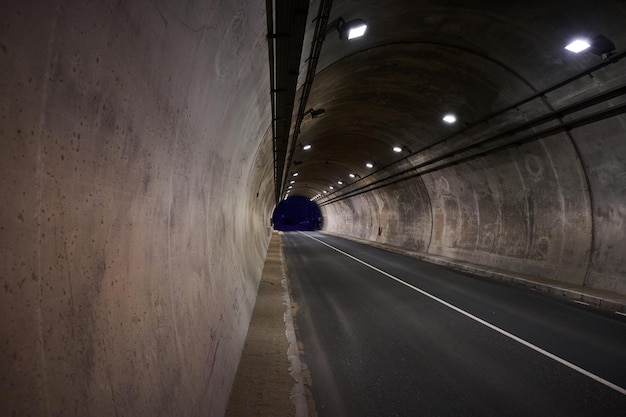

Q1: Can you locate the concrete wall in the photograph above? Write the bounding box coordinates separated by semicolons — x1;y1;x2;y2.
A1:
322;63;626;295
1;1;274;415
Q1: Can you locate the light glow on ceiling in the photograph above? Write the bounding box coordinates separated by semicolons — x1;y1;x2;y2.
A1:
443;114;457;124
565;39;591;53
349;173;356;178
303;144;312;150
290;180;295;184
329;186;334;190
393;146;402;153
293;172;298;176
366;162;374;168
338;181;343;185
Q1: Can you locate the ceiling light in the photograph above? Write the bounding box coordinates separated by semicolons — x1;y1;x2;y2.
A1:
565;39;591;53
293;172;298;176
565;35;616;57
349;173;356;178
338;181;343;185
307;108;326;118
290;180;295;184
443;114;457;124
366;162;374;168
303;144;312;150
337;18;368;40
323;190;327;194
288;186;293;189
329;186;334;190
393;146;402;153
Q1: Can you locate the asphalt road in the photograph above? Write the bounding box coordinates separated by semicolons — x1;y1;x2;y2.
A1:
282;231;626;417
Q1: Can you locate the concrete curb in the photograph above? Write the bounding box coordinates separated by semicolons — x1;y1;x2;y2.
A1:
279;234;309;417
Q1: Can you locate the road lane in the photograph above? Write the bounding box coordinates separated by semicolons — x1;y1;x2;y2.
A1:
283;232;626;417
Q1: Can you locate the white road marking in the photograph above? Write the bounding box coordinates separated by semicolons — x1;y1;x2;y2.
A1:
616;311;626;317
573;300;590;306
299;232;626;396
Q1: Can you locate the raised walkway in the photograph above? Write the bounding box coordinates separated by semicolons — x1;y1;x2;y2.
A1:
225;232;312;417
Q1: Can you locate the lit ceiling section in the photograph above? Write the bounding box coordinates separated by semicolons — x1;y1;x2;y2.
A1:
285;1;624;202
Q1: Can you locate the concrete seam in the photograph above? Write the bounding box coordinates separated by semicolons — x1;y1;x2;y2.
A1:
279;234;309;417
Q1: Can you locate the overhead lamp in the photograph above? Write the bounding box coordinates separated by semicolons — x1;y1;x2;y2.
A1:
303;144;312;150
392;146;402;153
293;172;298;176
323;190;328;194
338;181;343;185
565;39;591;53
443;114;457;124
349;173;356;178
337;18;368;40
307;108;326;118
290;180;296;184
329;186;334;190
565;35;615;58
365;162;374;168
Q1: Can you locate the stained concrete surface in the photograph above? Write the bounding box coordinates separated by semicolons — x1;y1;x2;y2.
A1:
1;1;273;416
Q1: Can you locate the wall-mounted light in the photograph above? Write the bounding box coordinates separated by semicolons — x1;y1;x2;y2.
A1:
392;146;402;153
307;108;326;118
565;39;591;53
337;17;368;40
442;114;457;124
290;180;296;184
365;162;374;168
565;35;615;58
303;144;312;150
292;172;299;176
338;181;343;185
329;186;334;190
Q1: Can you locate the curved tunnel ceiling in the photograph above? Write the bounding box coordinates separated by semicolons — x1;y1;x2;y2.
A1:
283;0;626;202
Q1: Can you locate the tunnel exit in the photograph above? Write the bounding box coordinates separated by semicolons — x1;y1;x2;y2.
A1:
272;196;323;231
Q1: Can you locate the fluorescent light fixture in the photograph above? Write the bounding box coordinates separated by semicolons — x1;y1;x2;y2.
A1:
338;181;343;185
303;144;312;150
565;39;591;53
349;173;356;178
288;186;293;189
329;186;334;190
348;24;367;40
366;162;374;168
323;190;328;194
393;146;402;153
443;114;457;124
293;172;298;176
337;18;368;40
290;180;295;184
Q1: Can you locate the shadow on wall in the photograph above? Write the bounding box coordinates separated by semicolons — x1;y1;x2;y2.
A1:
273;196;323;231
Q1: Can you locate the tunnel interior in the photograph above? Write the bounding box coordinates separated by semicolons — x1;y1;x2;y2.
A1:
1;0;626;416
272;196;323;231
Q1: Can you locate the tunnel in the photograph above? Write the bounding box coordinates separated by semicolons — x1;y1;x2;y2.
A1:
1;0;625;416
272;196;322;231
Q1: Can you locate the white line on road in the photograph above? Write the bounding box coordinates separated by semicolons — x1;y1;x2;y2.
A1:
299;232;626;396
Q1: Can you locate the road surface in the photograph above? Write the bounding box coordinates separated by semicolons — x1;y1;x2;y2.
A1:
283;231;626;417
